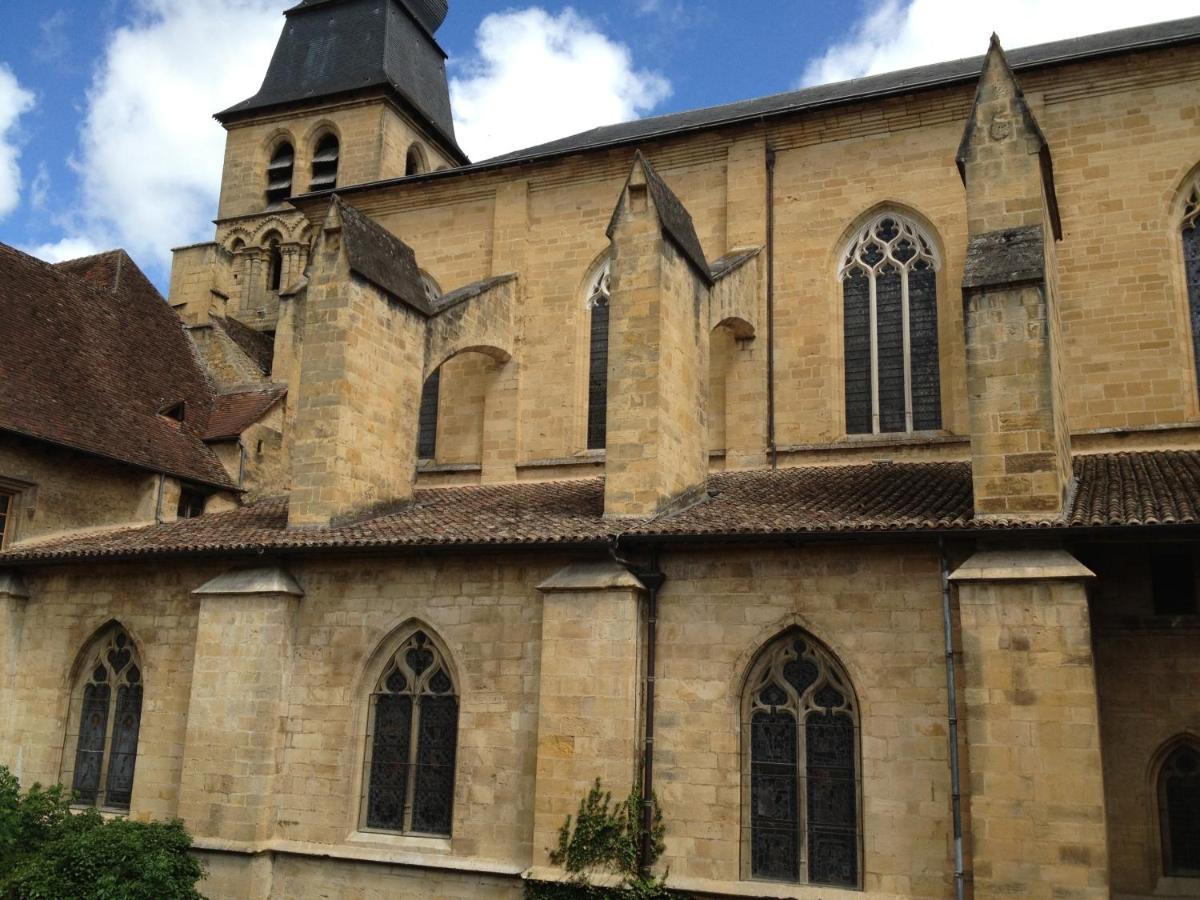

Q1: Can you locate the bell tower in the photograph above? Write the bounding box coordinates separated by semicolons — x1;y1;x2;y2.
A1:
170;0;468;338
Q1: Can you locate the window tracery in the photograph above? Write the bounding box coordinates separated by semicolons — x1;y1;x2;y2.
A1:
364;630;458;836
66;626;143;811
586;259;611;451
841;213;942;435
1160;742;1200;877
745;631;860;887
1182;178;1200;394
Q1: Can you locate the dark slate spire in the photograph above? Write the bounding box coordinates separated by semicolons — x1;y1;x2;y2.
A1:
217;0;466;163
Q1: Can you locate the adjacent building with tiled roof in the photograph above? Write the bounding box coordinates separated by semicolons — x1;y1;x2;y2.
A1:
3;6;1200;899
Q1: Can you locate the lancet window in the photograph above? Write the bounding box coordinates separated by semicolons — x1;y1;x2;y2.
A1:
364;630;459;836
64;626;144;811
1160;742;1200;877
841;213;942;435
586;259;611;451
1183;180;1200;393
745;630;860;888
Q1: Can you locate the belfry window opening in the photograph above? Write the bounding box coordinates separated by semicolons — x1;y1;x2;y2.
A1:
266;142;295;205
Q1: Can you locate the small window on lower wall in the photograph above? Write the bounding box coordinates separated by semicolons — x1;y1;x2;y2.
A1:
0;490;13;545
362;629;458;837
177;488;207;520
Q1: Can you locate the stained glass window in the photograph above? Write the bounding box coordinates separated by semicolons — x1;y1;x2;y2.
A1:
1161;743;1200;876
586;260;611;451
745;632;860;887
1183;182;1200;396
365;630;458;836
841;214;942;435
66;627;143;811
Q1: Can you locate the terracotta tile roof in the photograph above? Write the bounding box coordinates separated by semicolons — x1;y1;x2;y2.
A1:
4;451;1197;564
1;244;233;488
203;387;287;441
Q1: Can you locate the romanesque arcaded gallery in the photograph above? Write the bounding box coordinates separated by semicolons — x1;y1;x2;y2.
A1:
2;2;1200;897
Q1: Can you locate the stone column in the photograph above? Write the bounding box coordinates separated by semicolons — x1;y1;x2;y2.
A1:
0;570;29;769
179;566;303;845
533;562;645;867
951;549;1109;898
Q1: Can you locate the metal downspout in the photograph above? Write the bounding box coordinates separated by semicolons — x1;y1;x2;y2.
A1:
766;146;778;470
940;537;966;900
638;563;665;877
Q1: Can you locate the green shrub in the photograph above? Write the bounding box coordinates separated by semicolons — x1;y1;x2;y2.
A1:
0;766;206;900
525;779;682;900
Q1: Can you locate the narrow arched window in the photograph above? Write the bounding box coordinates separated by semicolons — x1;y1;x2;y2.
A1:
310;133;340;191
1160;742;1200;876
267;239;283;292
63;625;143;811
406;144;427;177
744;630;860;887
418;370;441;460
586;260;611;451
1182;180;1200;392
841;214;941;435
266;142;294;205
363;629;458;836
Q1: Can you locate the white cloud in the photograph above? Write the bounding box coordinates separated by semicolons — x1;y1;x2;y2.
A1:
451;8;671;161
802;0;1200;86
23;236;103;264
49;0;280;271
0;66;36;221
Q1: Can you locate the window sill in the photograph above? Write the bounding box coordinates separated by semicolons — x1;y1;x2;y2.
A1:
347;830;451;854
644;873;862;898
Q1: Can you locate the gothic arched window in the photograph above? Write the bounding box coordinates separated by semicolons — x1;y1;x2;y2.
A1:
266;142;295;205
1182;179;1200;394
586;259;611;451
63;625;144;811
744;630;860;888
841;213;942;435
417;276;442;461
406;143;427;177
310;133;340;191
363;629;459;836
1160;742;1200;877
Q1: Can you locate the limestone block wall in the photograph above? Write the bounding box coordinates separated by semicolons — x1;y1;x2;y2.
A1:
0;436;164;546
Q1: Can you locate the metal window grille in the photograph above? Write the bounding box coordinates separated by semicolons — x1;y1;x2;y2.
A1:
841;214;942;435
745;632;861;887
364;630;458;836
66;628;143;812
586;261;611;451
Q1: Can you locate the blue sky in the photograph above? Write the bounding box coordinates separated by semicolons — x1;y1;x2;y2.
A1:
0;0;1195;287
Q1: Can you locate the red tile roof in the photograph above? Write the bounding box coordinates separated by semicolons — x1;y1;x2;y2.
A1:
204;387;287;441
4;451;1197;564
1;245;233;488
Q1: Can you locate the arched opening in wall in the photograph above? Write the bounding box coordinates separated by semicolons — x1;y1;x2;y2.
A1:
418;351;501;467
1179;174;1200;398
585;258;611;451
360;626;459;836
708;318;755;459
840;212;942;436
60;623;144;812
1158;739;1200;877
266;141;295;205
311;133;340;191
741;627;861;888
265;234;283;292
406;143;427;177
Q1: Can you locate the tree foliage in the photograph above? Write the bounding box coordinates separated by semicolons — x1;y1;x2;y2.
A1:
525;779;681;900
0;767;206;900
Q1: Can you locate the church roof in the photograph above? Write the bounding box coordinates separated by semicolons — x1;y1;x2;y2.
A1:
218;0;466;164
0;246;233;489
4;451;1198;563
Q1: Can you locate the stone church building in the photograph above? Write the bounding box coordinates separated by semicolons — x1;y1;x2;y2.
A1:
2;2;1200;897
